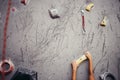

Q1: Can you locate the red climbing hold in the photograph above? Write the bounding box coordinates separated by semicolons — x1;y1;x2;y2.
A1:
21;0;27;5
0;59;14;75
12;7;16;12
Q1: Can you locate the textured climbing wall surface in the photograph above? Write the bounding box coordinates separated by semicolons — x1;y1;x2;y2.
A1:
0;0;120;80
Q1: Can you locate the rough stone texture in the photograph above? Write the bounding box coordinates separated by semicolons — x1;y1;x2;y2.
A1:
0;0;120;80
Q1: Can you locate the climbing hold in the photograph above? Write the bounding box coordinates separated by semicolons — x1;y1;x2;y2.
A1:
21;0;30;5
81;10;86;32
85;2;94;12
0;59;14;75
21;0;27;5
11;7;18;13
12;7;16;12
48;8;60;19
11;7;19;15
100;16;107;27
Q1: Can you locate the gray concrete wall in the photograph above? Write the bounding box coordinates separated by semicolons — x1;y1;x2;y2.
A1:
0;0;120;80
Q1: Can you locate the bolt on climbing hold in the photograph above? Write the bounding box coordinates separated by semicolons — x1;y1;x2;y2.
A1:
48;8;60;19
11;7;16;12
81;10;84;16
100;16;107;27
85;2;94;12
81;10;86;32
11;7;18;13
0;59;14;75
11;7;19;15
21;0;30;5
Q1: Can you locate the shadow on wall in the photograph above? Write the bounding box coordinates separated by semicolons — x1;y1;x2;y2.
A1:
11;67;37;80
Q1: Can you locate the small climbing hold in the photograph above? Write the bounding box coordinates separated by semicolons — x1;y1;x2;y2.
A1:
21;0;30;5
85;2;94;12
0;59;14;75
81;10;84;16
48;8;60;19
21;0;27;5
100;16;107;27
11;7;17;12
81;10;86;32
11;7;19;15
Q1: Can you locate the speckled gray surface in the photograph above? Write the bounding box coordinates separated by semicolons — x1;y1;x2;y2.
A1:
0;0;120;80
